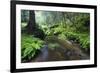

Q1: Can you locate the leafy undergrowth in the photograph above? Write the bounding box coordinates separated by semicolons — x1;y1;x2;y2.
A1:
43;23;90;52
21;34;44;62
66;32;90;52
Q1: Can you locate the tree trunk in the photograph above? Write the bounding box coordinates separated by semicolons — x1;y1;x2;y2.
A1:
26;10;36;34
25;10;45;39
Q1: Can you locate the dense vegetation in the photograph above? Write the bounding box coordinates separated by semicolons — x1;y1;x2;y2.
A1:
21;10;90;62
21;34;44;62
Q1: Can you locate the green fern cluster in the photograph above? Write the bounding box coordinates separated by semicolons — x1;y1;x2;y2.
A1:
78;34;90;51
64;31;90;50
21;34;44;62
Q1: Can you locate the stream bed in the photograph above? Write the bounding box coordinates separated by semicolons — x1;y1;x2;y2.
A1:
30;40;90;62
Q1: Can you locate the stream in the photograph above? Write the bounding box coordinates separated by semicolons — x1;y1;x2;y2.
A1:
31;38;90;62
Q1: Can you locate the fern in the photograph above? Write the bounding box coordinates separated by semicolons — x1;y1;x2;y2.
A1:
21;34;44;62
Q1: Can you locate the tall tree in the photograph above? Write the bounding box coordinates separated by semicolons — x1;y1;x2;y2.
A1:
25;10;45;39
26;10;36;34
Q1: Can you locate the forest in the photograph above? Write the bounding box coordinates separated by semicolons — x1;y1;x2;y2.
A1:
21;10;90;63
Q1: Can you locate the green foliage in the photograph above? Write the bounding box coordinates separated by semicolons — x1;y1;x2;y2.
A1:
21;10;90;59
21;34;44;62
64;31;90;50
21;22;27;28
65;32;90;51
43;21;90;51
58;34;67;40
78;34;90;51
73;13;90;32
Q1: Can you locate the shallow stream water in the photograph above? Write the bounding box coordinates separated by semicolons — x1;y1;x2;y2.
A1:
31;40;89;62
